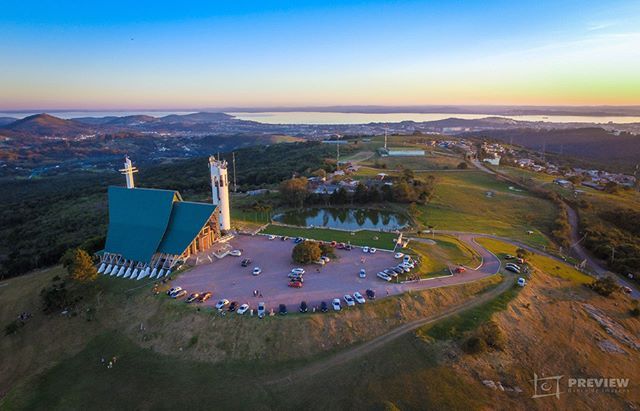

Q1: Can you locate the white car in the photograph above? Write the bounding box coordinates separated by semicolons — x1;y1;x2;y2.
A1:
359;268;366;278
369;247;377;254
377;272;392;282
291;268;305;275
343;294;356;306
314;259;326;265
268;235;276;240
362;246;369;253
403;255;412;263
394;252;404;259
229;250;242;257
353;292;366;304
215;299;230;309
517;277;526;287
257;302;266;318
252;267;262;276
237;304;250;314
396;265;410;273
332;298;342;311
320;256;331;263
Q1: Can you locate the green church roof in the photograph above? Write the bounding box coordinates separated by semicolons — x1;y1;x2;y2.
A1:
157;202;217;255
104;186;215;263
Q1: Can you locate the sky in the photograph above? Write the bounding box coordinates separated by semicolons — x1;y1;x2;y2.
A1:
1;0;639;110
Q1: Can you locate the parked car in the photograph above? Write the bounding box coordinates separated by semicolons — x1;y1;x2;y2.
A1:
320;256;331;263
252;267;262;276
330;241;337;247
290;275;304;283
394;252;405;259
279;304;288;315
320;301;329;312
506;263;521;271
365;289;376;300
392;267;404;275
167;286;182;296
172;289;188;299
362;246;369;253
332;298;341;311
294;237;304;244
353;292;366;304
314;259;326;265
384;268;397;277
288;280;303;288
343;294;355;306
291;268;305;275
228;301;238;312
402;261;415;269
229;249;242;257
237;304;250;315
622;286;632;294
517;277;527;287
257;302;266;318
403;255;412;263
377;272;392;282
186;293;200;303
369;247;377;254
344;244;353;251
397;265;410;273
299;301;308;313
215;299;230;309
504;254;515;260
241;258;252;267
268;235;276;240
336;242;346;249
198;291;212;302
505;265;521;273
281;236;289;241
454;266;466;274
359;268;366;278
517;257;526;264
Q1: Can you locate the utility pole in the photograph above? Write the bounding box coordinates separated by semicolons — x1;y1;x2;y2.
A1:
232;151;237;193
384;125;389;150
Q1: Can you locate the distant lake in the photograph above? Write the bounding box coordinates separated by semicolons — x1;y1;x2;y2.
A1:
273;208;408;231
229;111;640;125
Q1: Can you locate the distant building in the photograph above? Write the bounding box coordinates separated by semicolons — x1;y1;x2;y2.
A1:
483;155;501;166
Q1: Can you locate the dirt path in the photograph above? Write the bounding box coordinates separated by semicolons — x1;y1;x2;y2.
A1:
267;273;513;385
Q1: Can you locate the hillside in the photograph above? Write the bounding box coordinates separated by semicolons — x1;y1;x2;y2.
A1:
1;242;637;409
465;127;640;167
1;114;94;137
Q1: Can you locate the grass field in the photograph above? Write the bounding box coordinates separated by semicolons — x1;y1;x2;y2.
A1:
413;171;556;248
476;237;592;284
259;224;399;250
406;236;481;279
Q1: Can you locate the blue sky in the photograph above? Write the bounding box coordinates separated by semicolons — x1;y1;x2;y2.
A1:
1;0;639;109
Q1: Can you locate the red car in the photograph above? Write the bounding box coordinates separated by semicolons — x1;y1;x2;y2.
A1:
336;242;345;249
330;241;337;247
454;266;466;273
288;281;303;288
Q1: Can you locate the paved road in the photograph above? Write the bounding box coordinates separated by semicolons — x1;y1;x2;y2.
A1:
268;270;515;386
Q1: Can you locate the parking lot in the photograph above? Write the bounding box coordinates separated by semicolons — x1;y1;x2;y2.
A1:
172;234;402;311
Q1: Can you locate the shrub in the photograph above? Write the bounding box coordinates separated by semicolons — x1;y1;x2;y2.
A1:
462;336;487;354
67;248;98;283
479;320;505;350
457;162;468;169
588;276;618;297
292;241;322;264
4;319;23;336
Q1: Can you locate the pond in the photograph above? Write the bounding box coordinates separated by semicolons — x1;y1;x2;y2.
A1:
272;208;409;231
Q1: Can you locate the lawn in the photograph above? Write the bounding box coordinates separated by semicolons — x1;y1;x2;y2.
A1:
475;237;592;284
405;236;481;279
259;224;399;250
413;171;556;248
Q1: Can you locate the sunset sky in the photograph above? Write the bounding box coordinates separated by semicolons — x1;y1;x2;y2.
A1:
1;0;639;110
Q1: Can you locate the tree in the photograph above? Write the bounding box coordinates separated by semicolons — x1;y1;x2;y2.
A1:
279;177;308;208
67;248;98;282
354;183;368;204
516;247;530;259
292;241;322;264
312;168;327;179
457;162;468;170
401;168;415;181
